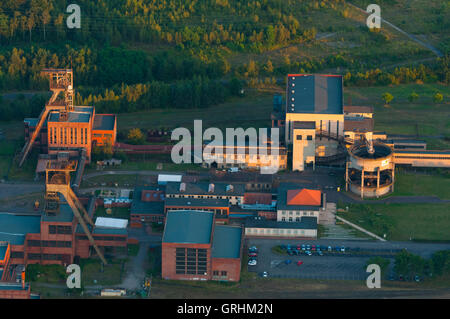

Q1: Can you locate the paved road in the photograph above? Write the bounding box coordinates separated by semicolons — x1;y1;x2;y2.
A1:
0;182;44;200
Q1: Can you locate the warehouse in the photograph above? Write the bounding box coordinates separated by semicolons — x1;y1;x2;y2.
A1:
244;216;317;239
161;210;242;282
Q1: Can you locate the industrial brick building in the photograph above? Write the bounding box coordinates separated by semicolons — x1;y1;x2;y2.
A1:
22;69;117;167
0;200;127;269
162;210;242;282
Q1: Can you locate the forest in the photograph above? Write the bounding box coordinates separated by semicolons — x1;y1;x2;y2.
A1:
0;0;448;120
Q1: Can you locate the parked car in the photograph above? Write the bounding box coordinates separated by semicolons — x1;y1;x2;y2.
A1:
317;251;323;256
296;245;302;251
306;244;311;250
414;275;421;282
248;259;257;266
305;251;312;256
287;244;292;250
301;244;306;251
261;271;269;278
311;245;316;251
292;250;299;255
248;252;258;257
328;246;332;252
340;247;346;252
287;250;294;256
296;261;304;266
285;259;292;265
316;245;321;251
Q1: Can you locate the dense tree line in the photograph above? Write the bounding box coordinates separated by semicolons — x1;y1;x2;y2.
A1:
75;76;236;114
0;0;336;50
0;45;228;90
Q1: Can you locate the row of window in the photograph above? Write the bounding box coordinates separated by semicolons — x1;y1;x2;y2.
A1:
246;228;308;235
168;194;240;201
296;135;313;141
212;270;227;277
49;225;72;235
205;154;287;161
27;253;69;261
175;248;208;275
49;127;88;146
27;240;72;248
281;211;317;216
77;235;126;241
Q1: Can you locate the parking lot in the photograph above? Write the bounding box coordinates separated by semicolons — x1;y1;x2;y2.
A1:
246;238;450;281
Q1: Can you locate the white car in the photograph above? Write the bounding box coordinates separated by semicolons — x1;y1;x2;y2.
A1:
248;259;257;266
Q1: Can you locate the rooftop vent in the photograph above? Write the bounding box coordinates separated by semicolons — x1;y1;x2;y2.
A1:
208;183;215;193
226;184;234;192
179;182;186;192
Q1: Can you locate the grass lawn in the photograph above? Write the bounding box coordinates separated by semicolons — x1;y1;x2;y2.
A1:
26;264;67;284
127;244;140;257
146;245;162;277
393;171;450;200
80;258;125;286
117;91;273;132
345;83;450;139
338;203;450;241
94;206;130;220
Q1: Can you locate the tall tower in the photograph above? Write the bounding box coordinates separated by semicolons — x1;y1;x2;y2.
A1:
44;157;107;264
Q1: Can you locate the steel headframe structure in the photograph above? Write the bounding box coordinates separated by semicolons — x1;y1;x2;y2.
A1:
19;69;75;167
45;157;107;265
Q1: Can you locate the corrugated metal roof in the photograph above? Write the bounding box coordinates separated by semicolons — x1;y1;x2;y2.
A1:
165;182;245;196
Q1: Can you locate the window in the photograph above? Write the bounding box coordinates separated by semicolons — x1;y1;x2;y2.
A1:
11;251;24;258
49;225;72;235
296;135;302;140
221;271;227;277
213;271;219;276
175;248;207;275
307;135;312;140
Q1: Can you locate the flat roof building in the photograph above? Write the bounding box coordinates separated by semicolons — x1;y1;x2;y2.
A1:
161;210;242;282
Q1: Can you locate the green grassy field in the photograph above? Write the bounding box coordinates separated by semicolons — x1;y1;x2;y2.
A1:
393;171;450;200
338;203;450;241
80;258;125;286
345;83;450;138
94;207;130;220
350;0;449;54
